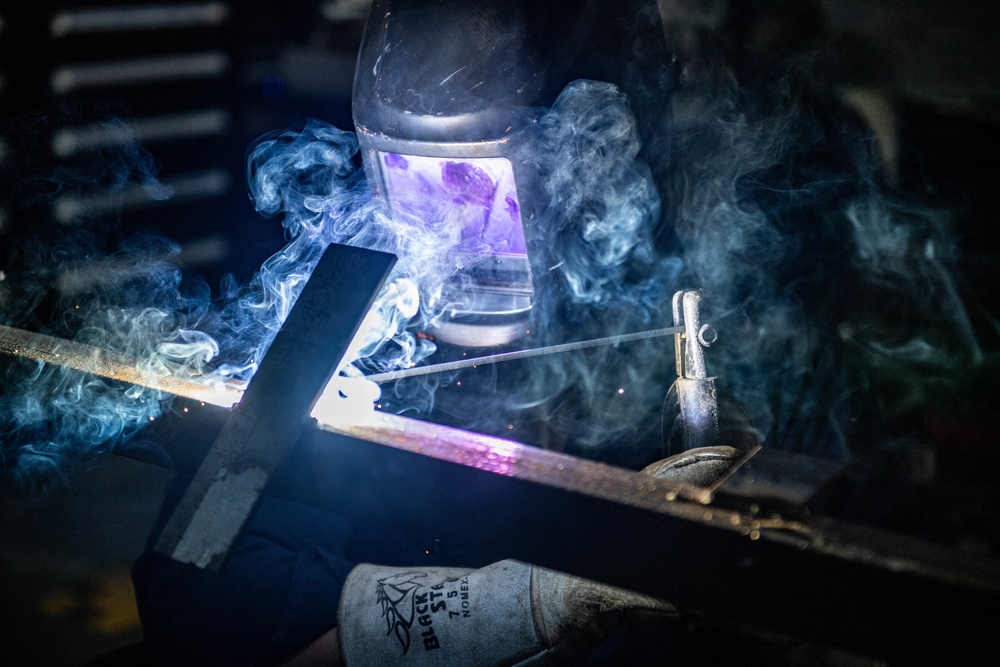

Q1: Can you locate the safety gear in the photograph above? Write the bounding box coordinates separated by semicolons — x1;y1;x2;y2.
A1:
337;446;739;665
337;559;673;666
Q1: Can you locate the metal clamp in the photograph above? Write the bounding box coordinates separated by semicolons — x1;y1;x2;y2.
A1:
672;290;719;450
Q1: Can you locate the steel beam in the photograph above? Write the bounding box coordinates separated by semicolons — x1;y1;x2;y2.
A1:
153;243;396;570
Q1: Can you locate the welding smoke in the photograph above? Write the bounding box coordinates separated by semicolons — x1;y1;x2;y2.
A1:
241;122;442;391
374;56;985;465
0;120;441;488
0;109;193;489
2;22;987;485
659;44;984;461
5;82;676;483
477;79;683;455
1;233;217;488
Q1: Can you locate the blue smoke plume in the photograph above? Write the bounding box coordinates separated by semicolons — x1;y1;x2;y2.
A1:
1;234;215;487
661;50;984;462
1;51;987;486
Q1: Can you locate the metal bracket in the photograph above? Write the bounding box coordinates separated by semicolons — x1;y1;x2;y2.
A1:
153;243;396;570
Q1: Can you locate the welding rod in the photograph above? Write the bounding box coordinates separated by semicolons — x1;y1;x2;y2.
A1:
0;323;245;407
365;325;686;384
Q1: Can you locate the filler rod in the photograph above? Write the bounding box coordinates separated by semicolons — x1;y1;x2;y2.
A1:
365;325;686;384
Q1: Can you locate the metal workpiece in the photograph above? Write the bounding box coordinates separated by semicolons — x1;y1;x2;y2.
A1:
33;239;988;660
83;249;995;662
323;411;714;508
153;243;396;570
672;290;720;449
0;322;246;407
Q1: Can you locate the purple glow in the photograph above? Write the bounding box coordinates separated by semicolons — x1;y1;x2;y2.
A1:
505;195;519;220
384;152;409;170
442;162;496;203
380;153;527;257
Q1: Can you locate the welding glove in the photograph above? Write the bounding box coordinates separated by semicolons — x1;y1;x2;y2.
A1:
337;447;741;666
337;559;674;666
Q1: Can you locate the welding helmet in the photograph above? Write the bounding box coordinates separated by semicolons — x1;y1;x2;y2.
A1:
353;0;672;347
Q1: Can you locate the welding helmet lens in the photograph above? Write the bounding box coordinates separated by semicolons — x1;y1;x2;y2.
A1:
377;151;533;347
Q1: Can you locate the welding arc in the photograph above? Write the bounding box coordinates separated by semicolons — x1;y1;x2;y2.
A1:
365;325;686;384
0;323;245;408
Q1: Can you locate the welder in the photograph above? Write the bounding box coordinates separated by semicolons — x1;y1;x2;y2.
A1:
129;2;708;664
130;0;969;664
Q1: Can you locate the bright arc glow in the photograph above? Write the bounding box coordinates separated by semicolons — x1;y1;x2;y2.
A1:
197;383;245;409
203;370;381;423
310;374;381;427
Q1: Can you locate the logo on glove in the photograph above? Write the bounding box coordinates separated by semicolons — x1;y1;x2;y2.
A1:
375;571;449;654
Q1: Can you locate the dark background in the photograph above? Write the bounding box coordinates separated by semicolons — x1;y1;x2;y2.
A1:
1;1;999;664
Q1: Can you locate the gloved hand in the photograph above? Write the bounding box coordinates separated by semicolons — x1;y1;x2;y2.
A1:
337;446;741;666
337;559;673;666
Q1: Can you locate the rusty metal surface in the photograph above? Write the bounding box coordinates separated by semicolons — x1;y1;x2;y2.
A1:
325;411;714;507
0;323;245;407
322;411;997;585
153;243;396;570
